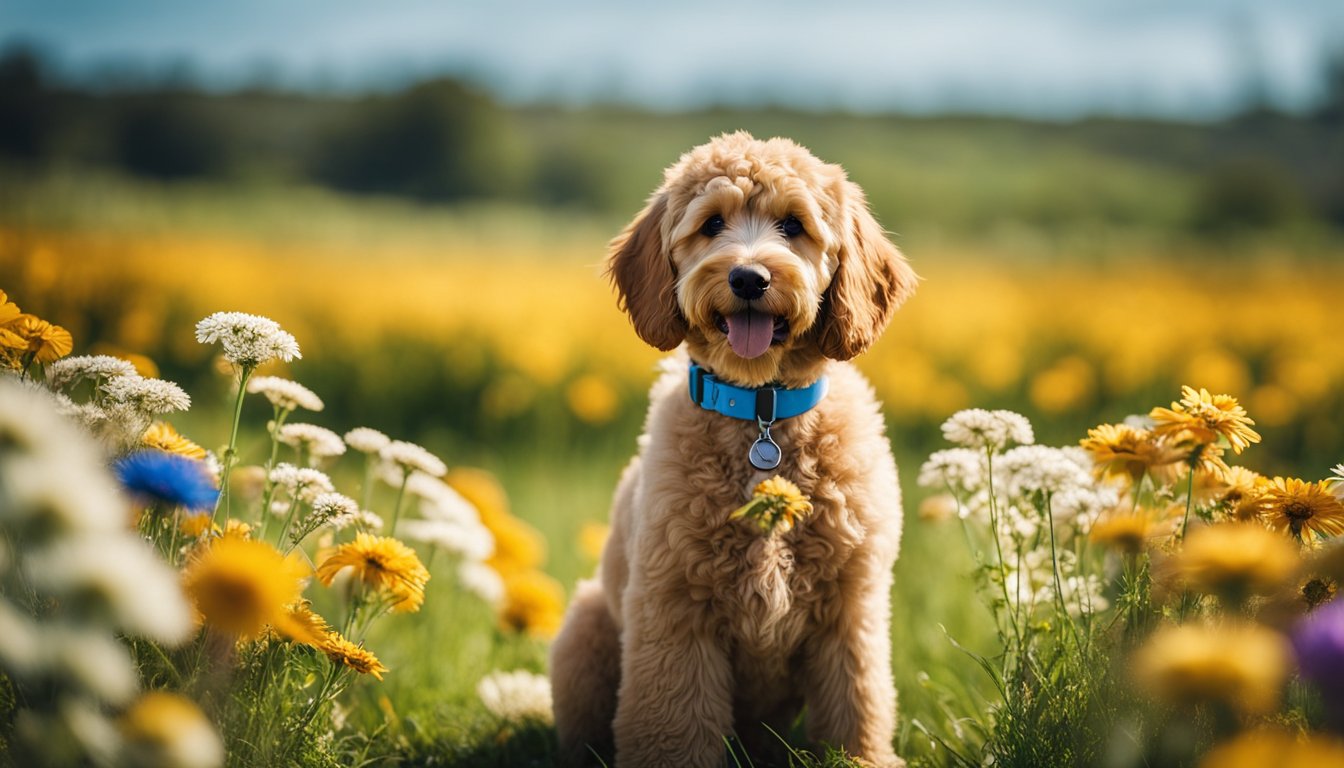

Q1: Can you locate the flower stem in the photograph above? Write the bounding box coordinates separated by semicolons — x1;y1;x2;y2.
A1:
389;468;411;537
1179;462;1196;540
214;364;255;526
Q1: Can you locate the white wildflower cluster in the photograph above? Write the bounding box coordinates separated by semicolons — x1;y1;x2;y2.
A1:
0;380;196;764
344;427;391;454
941;408;1034;451
476;669;554;725
45;355;137;391
247;376;324;412
100;375;191;415
268;463;335;506
920;409;1113;620
194;311;300;367
277;423;346;462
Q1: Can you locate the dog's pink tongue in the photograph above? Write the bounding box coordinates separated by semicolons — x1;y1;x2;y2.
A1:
725;310;775;359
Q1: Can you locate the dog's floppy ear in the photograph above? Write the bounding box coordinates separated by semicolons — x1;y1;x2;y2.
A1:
817;183;917;360
605;193;688;351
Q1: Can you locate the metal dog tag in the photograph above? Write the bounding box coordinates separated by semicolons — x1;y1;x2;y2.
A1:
749;436;781;470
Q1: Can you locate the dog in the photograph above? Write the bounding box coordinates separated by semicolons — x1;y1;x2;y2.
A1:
550;131;916;768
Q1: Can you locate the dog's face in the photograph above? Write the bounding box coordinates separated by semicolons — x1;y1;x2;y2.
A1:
607;131;916;387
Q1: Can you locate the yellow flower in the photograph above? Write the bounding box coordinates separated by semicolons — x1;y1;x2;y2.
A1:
1131;622;1291;716
222;519;253;540
1150;385;1261;455
318;631;388;680
1199;729;1344;768
1300;576;1337;611
0;289;20;326
499;569;565;639
1079;423;1182;485
578;521;609;561
1174;523;1299;602
730;475;814;534
143;421;208;461
182;536;314;642
6;313;74;363
316;533;429;613
1205;466;1267;522
120;692;223;768
284;601;332;644
1258;477;1344;543
565;373;619;424
1090;505;1176;555
177;513;213;538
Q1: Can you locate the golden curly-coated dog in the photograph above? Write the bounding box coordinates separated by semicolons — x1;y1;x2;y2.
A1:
550;131;917;768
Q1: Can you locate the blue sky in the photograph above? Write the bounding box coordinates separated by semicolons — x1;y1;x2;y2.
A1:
4;1;1342;118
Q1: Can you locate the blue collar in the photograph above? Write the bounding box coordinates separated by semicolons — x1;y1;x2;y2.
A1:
688;362;828;422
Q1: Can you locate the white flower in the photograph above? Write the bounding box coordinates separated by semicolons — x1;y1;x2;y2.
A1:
311;492;359;521
458;561;505;604
246;376;323;412
476;670;553;724
52;393;110;433
0;599;43;674
1058;573;1109;616
277;423;346;460
343;427;390;454
941;409;1034;451
995;445;1092;501
1329;464;1344;498
379;440;446;478
48;628;139;705
24;537;194;645
2;455;124;536
99;375;191;415
45;355;137;391
918;448;985;494
400;517;494;561
268;463;334;504
194;311;301;367
357;510;385;531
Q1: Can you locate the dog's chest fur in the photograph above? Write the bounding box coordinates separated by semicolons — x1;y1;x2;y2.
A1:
652;390;872;658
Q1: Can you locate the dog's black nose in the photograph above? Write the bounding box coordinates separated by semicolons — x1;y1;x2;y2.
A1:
728;264;770;300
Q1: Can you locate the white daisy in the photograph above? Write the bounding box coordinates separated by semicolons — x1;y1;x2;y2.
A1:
343;427;390;454
24;537;194;645
246;376;323;412
941;409;1034;451
309;492;360;526
47;628;139;705
476;670;554;725
400;517;494;562
379;440;446;478
194;311;301;367
457;561;505;604
45;355;137;391
99;375;191;415
268;463;335;504
277;423;346;460
995;445;1092;501
917;448;985;494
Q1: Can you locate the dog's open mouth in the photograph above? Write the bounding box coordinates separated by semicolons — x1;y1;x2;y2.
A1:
714;310;789;359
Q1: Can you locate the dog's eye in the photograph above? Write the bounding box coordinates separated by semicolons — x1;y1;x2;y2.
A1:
700;214;725;238
779;215;804;238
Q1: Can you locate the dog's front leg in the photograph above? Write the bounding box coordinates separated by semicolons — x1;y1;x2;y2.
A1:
802;559;903;768
613;582;732;768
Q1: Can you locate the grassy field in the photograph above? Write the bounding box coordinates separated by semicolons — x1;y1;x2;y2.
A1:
2;159;1343;766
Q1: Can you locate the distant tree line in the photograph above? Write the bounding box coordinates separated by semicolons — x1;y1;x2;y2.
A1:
2;45;1342;232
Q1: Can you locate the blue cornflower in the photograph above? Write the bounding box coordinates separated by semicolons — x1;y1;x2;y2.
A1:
114;450;219;513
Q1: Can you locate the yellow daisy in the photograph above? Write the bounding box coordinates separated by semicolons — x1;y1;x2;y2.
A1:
1174;523;1299;602
1150;385;1261;455
730;475;814;534
1207;466;1266;522
1090;505;1177;555
316;533;430;613
6;313;74;363
1198;729;1344;768
182;536;314;642
143;421;208;461
319;631;388;679
498;569;565;639
1258;477;1344;543
1080;423;1182;485
1131;621;1290;716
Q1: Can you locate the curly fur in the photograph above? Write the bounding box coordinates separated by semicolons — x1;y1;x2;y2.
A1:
551;132;916;768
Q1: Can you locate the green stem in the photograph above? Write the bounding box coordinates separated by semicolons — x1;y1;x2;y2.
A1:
388;468;411;537
1179;460;1196;540
213;364;255;526
257;405;291;539
984;449;1023;658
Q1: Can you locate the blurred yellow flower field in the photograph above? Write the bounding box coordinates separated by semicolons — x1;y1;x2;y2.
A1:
5;226;1341;473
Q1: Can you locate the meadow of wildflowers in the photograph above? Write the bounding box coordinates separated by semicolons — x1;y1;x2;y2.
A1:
0;294;567;767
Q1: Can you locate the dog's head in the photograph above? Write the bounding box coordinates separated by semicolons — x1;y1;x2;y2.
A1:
606;131;916;387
